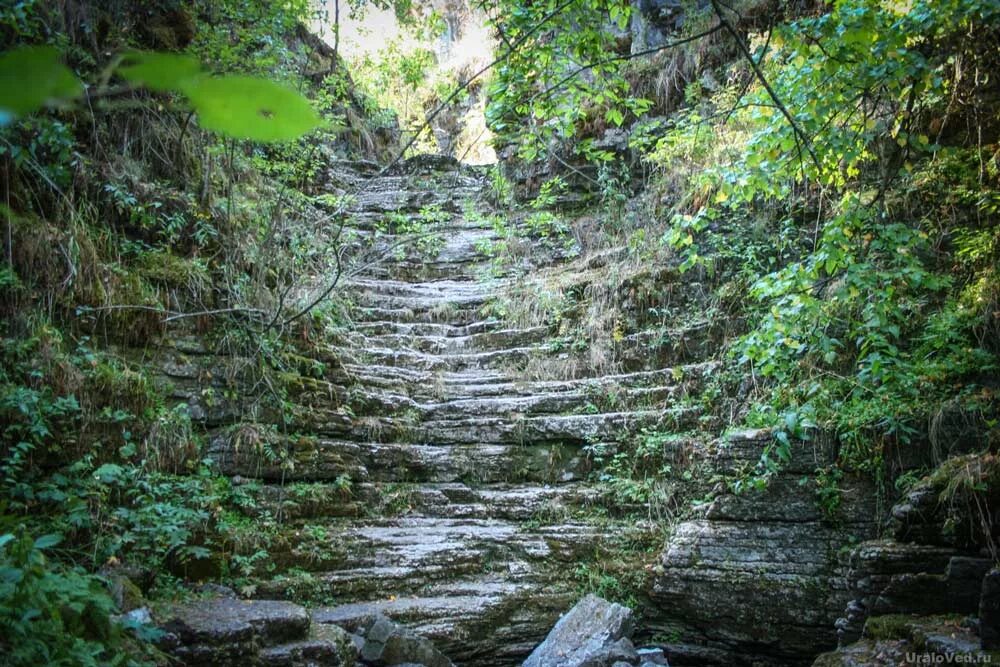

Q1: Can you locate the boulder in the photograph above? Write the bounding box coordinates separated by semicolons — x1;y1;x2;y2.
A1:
629;0;685;53
523;595;639;667
359;615;453;667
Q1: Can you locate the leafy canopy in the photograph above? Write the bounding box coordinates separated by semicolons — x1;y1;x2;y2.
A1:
0;47;322;143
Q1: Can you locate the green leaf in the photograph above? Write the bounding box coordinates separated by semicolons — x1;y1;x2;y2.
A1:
33;533;62;550
0;46;81;123
93;463;125;484
0;566;23;584
117;51;202;93
186;76;323;143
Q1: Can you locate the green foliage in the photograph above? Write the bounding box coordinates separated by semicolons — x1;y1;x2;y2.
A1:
0;45;323;143
188;0;319;77
0;524;156;666
0;46;80;122
801;464;844;520
646;0;1000;470
346;10;445;153
185;76;322;143
485;0;651;164
117;51;201;92
0;116;77;188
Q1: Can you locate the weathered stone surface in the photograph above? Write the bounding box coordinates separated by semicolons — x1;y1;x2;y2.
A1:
523;595;637;667
833;538;992;646
629;0;684;53
812;638;909;667
889;453;1000;554
314;582;574;666
980;568;1000;649
649;437;878;665
157;598;312;665
161;598;310;646
816;615;992;666
358;615;453;667
635;647;668;665
146;158;887;667
260;638;353;667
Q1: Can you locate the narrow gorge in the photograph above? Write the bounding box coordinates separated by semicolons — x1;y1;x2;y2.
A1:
1;2;998;666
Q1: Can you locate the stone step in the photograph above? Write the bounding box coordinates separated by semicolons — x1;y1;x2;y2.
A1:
349;344;543;373
338;362;717;400
349;304;488;326
318;380;683;420
210;436;592;484
331;408;698;445
157;598;319;665
396;407;700;444
251;482;601;522
348;277;502;300
343;210;499;233
353;319;506;338
350;289;491;315
362;258;496;282
342;326;550;355
311;578;572;666
261;516;615;597
416;385;681;420
345;182;483;215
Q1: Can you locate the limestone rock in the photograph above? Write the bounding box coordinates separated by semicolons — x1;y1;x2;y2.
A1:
260;638;354;666
629;0;685;53
523;595;638;667
649;437;878;665
158;598;311;666
817;615;991;666
358;615;453;667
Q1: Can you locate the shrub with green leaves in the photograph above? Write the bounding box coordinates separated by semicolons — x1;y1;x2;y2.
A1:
0;526;156;667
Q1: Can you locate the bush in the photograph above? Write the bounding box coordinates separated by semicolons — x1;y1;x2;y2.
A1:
0;525;155;667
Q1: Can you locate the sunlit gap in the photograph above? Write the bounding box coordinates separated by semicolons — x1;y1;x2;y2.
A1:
313;0;498;165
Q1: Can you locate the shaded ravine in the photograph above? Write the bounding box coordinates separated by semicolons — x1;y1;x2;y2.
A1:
145;156;903;667
143;156;720;665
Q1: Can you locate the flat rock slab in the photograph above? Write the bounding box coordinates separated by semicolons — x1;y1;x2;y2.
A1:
260;638;353;666
160;598;310;647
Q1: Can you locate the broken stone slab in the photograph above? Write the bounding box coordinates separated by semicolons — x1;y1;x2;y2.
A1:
523;594;639;667
160;598;310;645
157;598;311;665
260;636;355;667
636;647;669;665
358;615;454;667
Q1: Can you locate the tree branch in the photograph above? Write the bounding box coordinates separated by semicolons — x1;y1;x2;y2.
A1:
709;0;822;174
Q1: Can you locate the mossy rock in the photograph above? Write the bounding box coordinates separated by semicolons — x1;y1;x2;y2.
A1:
862;614;915;641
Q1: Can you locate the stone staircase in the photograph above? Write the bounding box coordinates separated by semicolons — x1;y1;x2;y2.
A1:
146;156;729;665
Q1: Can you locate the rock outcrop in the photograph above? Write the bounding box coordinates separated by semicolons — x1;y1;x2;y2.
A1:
814;614;992;666
819;453;1000;665
141;157;986;667
831;454;998;646
157;597;356;666
649;430;879;666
